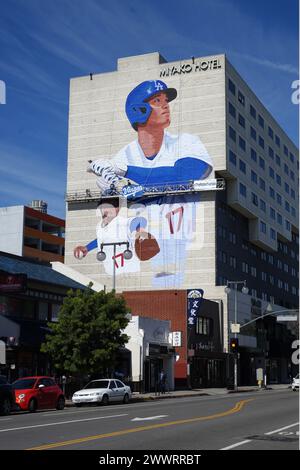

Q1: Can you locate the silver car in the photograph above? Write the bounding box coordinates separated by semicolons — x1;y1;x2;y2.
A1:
72;379;132;406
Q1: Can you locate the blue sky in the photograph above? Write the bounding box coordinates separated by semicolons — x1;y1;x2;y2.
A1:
0;0;298;218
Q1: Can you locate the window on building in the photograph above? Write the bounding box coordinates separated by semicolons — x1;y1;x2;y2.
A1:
277;213;282;225
258;114;264;128
250;248;257;257
285;220;291;231
290;170;295;181
276;174;281;186
239;183;247;197
51;304;61;322
229;102;236;118
275;135;280;147
269;187;275;199
269;276;274;285
229;232;237;244
251;192;258;206
250;126;257;140
259;178;266;191
229;149;237;165
276;154;281;167
291;207;296;217
251;148;257;162
285;201;290;213
268;126;274;139
270;207;276;220
284;282;289;292
229;79;236;95
260;221;267;234
268;147;274;160
38;302;49;321
284;263;289;273
238;114;245;128
251;266;257;277
283;145;288;156
291;189;295;199
229;126;236;142
259;136;264;149
284;163;289;175
270;228;276;240
251;170;257;184
284;183;290;194
262;293;268;301
276;193;282;205
242;262;249;273
250;104;256;119
268;254;274;264
239;159;246;173
289;152;295;163
261;251;267;261
238;91;245;105
196;317;213;336
269;167;275;179
261;272;267;281
259;157;265;170
252;289;257;298
229;256;236;269
239;136;246;151
260;199;266;212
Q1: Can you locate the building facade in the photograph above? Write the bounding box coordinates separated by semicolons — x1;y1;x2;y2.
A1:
64;52;298;382
0;203;65;263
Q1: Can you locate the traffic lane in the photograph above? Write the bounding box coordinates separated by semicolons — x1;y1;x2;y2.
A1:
0;390;297;450
26;390;298;450
0;395;256;449
222;423;299;451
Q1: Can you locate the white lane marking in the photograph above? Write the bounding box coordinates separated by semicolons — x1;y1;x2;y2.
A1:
221;422;299;450
221;440;252;450
131;415;168;421
265;422;299;435
0;413;128;433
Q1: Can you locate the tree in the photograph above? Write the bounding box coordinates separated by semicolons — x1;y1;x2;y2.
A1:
41;287;130;377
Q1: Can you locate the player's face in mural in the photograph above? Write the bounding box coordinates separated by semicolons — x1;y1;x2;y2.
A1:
144;92;170;129
100;204;119;227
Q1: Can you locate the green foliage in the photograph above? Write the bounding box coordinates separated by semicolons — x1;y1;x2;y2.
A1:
41;287;130;376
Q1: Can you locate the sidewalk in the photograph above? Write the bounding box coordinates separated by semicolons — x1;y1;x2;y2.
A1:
65;384;290;406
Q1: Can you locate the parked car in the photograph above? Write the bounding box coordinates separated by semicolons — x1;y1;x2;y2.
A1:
12;376;65;412
0;375;15;416
72;379;132;406
291;374;299;391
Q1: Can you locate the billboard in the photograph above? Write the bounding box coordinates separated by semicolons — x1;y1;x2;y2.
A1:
73;79;215;289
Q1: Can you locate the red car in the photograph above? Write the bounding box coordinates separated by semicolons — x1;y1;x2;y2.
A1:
12;376;65;412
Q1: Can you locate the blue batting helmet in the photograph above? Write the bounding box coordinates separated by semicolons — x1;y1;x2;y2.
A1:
125;80;177;131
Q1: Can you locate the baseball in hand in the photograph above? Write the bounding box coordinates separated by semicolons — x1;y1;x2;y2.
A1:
73;246;88;259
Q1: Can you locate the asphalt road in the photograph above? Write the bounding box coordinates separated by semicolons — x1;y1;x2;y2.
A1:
0;389;298;451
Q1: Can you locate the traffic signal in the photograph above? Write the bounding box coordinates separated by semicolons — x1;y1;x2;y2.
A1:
230;338;239;353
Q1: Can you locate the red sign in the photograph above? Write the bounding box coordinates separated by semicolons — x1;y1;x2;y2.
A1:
0;272;27;293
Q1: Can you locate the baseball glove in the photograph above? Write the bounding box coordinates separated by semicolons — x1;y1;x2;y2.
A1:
135;232;160;261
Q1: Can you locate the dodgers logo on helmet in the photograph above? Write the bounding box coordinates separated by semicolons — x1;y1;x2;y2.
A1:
125;80;177;130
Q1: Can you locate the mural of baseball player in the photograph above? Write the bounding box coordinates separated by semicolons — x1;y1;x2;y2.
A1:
74;80;214;287
73;199;160;276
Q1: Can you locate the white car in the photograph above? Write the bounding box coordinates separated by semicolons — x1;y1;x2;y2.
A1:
292;374;299;391
72;379;132;406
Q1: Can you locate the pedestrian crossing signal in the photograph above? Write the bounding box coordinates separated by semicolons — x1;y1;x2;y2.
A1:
230;338;239;353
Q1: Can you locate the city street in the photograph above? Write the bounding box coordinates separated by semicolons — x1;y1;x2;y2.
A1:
0;389;298;451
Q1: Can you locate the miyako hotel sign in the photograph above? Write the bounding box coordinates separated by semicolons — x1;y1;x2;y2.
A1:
160;57;222;77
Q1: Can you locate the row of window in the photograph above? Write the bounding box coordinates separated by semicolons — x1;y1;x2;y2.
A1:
218;276;299;300
228;138;297;204
239;183;294;230
228;79;297;168
242;240;299;262
218;250;298;277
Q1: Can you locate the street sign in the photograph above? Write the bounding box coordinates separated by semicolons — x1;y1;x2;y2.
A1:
276;315;298;322
231;323;240;333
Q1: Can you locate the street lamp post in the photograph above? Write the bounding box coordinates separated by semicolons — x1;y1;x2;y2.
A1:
97;241;133;291
224;280;249;391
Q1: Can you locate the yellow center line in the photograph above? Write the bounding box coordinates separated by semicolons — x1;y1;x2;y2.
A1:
27;399;254;450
